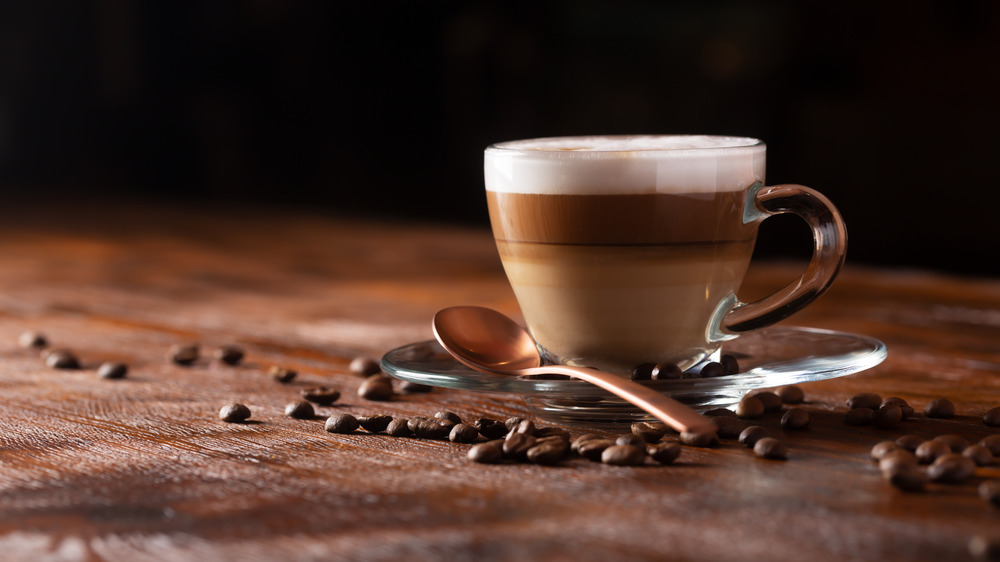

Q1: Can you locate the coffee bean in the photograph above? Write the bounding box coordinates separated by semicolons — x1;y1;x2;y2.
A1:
219;402;251;423
408;417;451;440
301;386;340;406
269;365;297;383
474;419;508;440
385;418;412;437
215;345;244;366
631;362;656;380
847;392;882;410
983;407;1000;427
843;407;875;426
357;414;394;433
534;427;571;440
616;434;646;447
871;440;901;461
449;423;480;444
504;417;525;432
924;397;955;418
735;396;765;419
927;453;976;483
752;391;783;412
873;404;903;429
963;444;995;467
781;408;810;430
18;331;47;348
878;450;918;475
895;434;925;452
514;419;536;436
776;385;805;404
631;421;668;443
503;432;537;460
169;344;199;366
979;480;1000;509
398;380;433;394
933;434;971;453
97;362;128;379
881;397;914;419
753;437;787;460
980;435;1000;456
651;362;683;380
45;349;80;370
712;415;747;439
572;434;603;453
578;438;617;462
434;411;462;425
738;425;768;448
700;361;725;378
968;534;1000;561
885;465;929;492
284;400;315;419
526;439;569;465
647;442;682;465
915;439;951;464
720;354;740;375
704;408;737;417
468;441;504;463
681;430;719;448
325;413;359;434
358;375;394;401
349;356;381;376
601;444;645;466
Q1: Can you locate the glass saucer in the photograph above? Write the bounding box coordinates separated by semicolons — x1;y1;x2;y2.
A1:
380;326;887;427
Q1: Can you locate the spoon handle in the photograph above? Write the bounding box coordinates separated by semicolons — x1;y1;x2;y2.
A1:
521;365;715;435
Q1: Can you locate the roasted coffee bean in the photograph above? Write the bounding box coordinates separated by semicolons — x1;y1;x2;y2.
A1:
408;417;451;440
681;430;719;448
572;434;603;453
878;450;918;475
385;418;412;437
215;345;244;366
924;397;955;418
699;361;725;378
631;422;668;443
578;438;617;462
514;419;536;436
735;396;765;419
616;434;646;447
979;480;1000;509
895;434;925;452
358;415;394;433
776;385;805;404
503;432;537;460
983;407;1000;428
648;442;682;465
712;415;746;439
651;362;683;380
885;465;929;492
781;408;810;430
468;441;504;464
504;417;525;432
601;444;645;466
843;407;875;426
45;349;80;370
398;380;433;394
18;331;47;348
873;404;903;429
349;356;381;376
963;444;995;467
358;375;394;401
534;427;571;440
302;386;340;406
980;435;1000;456
871;440;901;461
915;439;951;464
933;434;971;453
219;402;251;423
474;418;508;440
97;362;128;379
738;426;768;448
270;366;297;383
449;423;480;444
325;413;360;434
969;534;1000;561
928;453;976;483
753;437;787;460
434;411;462;425
169;344;199;366
847;392;882;410
631;362;656;380
284;400;315;419
752;391;783;412
704;408;737;417
881;397;914;419
720;354;740;375
526;439;569;465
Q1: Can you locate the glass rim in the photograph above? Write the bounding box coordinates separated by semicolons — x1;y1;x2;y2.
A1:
486;134;765;154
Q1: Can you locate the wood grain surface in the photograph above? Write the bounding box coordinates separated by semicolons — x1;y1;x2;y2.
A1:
0;203;999;562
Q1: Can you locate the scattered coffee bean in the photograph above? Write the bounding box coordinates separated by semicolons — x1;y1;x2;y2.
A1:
215;345;244;366
979;480;1000;509
398;380;433;394
408;417;451;440
681;430;719;448
735;396;765;419
385;418;412;437
739;426;769;448
349;356;381;376
284;400;315;420
616;434;646;447
169;344;199;366
269;365;297;383
844;407;875;426
720;354;740;375
964;444;994;467
526;439;569;465
325;413;360;433
933;434;971;453
651;362;683;380
219;402;251;423
578;438;617;462
753;437;787;460
776;385;805;404
18;331;47;348
514;419;536;436
924;397;955;418
885;465;929;492
631;421;668;443
928;453;976;483
504;417;525;432
503;432;537;460
474;418;508;440
873;404;903;429
847;392;882;410
468;441;504;463
45;349;80;370
647;442;682;465
712;415;747;439
601;444;646;466
915;439;951;464
449;423;480;444
871;440;901;461
704;408;737;417
781;408;810;430
878;450;918;475
357;414;394;433
301;386;340;406
434;411;462;425
631;362;656;380
881;397;914;419
895;434;925;452
97;362;128;379
983;407;1000;428
358;375;394;401
700;361;725;378
534;427;571;440
980;435;1000;456
572;434;603;453
969;534;1000;561
752;391;783;412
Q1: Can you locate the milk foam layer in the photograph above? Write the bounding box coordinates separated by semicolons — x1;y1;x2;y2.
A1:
485;135;766;195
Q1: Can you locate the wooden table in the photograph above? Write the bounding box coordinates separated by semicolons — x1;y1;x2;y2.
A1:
1;202;999;561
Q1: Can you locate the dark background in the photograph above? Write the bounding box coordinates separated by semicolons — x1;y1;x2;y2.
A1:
1;1;998;275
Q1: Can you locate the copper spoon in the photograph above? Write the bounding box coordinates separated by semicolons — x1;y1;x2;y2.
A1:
432;306;715;435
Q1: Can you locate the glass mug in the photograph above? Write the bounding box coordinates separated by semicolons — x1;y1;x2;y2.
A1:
484;135;846;377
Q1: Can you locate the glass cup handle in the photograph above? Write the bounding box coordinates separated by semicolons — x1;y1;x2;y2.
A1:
724;182;848;333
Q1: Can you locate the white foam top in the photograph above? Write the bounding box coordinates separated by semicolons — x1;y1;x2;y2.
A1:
485;135;766;194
